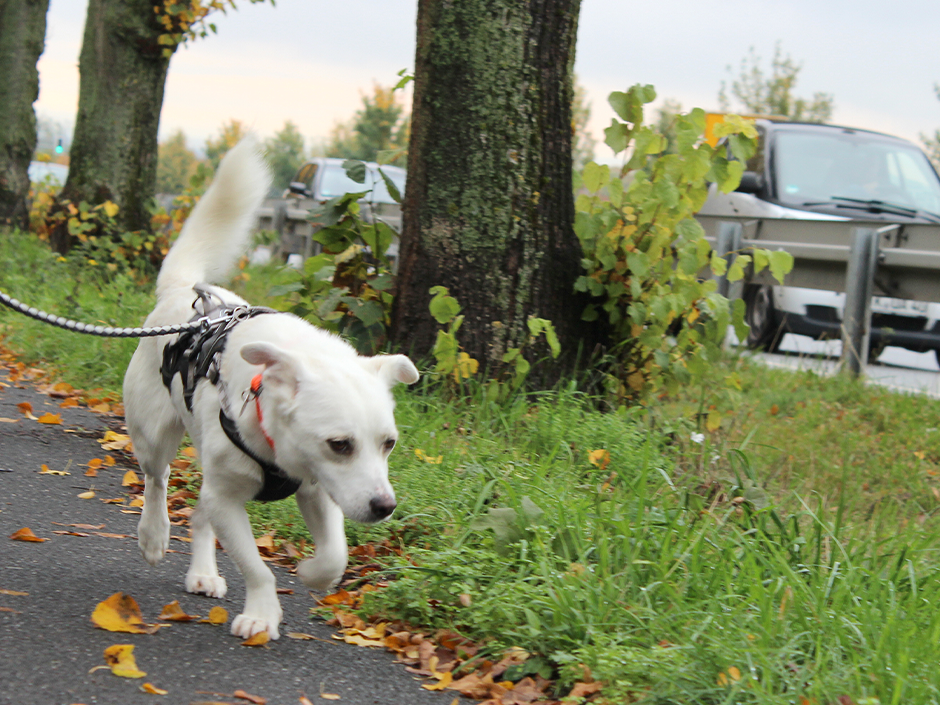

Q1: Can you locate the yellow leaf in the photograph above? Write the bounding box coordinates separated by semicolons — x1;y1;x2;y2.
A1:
78;491;96;499
200;605;228;625
414;449;443;465
140;682;168;694
728;666;742;682
452;352;479;382
91;592;160;634
320;693;341;701
241;631;270;647
102;200;119;218
705;410;722;432
37;412;62;425
915;450;927;460
159;600;198;622
587;449;610;470
122;470;141;486
421;671;453;691
39;464;69;476
129;497;144;508
103;644;147;678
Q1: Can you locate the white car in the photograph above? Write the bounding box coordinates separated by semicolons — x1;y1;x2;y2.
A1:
699;119;940;361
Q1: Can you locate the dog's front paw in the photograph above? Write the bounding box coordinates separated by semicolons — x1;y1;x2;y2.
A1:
137;510;170;566
296;554;346;592
231;607;282;641
185;573;228;598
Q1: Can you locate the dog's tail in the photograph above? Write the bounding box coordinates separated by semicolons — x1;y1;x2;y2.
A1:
156;136;272;299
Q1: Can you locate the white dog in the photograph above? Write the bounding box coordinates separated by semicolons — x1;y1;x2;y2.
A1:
123;138;419;640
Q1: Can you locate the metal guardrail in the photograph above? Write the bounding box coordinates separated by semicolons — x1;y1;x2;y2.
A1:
696;215;940;376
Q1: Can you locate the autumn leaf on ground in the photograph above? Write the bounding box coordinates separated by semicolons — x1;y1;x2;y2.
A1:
59;398;79;408
422;671;453;691
122;469;141;487
317;589;354;606
182;446;197;458
158;600;198;621
233;689;267;703
9;527;48;542
102;644;146;678
99;430;132;451
200;606;228;625
140;682;168;694
91;592;161;634
320;694;340;701
16;402;37;420
588;448;610;470
90;402;111;414
0;589;28;596
78;490;96;499
414;449;443;464
241;631;270;647
37;412;62;425
39;464;69;476
567;681;604;699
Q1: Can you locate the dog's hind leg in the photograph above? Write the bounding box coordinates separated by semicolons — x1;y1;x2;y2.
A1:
185;503;227;598
295;481;348;591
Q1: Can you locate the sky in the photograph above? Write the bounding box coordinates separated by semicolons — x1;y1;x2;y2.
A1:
34;0;940;164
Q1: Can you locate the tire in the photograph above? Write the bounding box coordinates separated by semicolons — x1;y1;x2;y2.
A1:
743;284;783;352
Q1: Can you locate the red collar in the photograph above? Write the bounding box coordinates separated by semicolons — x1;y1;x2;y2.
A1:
251;374;276;450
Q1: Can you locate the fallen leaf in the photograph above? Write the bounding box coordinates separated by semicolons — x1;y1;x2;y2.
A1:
159;600;198;622
122;470;141;487
10;527;47;542
299;698;315;705
104;456;116;466
587;448;610;470
140;682;168;695
241;632;270;647
320;695;340;701
16;401;36;419
0;417;19;423
103;644;147;678
100;430;132;451
129;497;145;508
286;632;335;643
91;593;161;634
37;412;62;425
422;671;453;691
318;590;354;606
59;398;79;408
182;446;197;458
85;468;98;477
567;681;604;698
0;589;28;596
90;403;111;414
87;458;104;469
200;606;228;625
78;491;96;499
233;690;267;704
52;381;73;393
39;464;69;476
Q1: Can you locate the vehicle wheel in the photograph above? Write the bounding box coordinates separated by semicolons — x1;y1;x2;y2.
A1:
743;284;783;352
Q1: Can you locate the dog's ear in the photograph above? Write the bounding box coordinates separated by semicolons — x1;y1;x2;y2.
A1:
241;341;301;395
362;354;420;388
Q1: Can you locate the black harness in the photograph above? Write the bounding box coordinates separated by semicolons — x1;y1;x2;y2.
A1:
159;286;302;502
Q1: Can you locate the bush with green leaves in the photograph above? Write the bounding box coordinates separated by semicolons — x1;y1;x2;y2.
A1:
575;85;793;410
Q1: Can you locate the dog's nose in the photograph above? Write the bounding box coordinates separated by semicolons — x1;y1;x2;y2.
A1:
369;494;397;520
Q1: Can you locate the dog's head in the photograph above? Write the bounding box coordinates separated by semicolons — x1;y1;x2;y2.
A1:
241;341;419;523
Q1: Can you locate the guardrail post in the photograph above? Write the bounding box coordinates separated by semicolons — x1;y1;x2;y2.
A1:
841;227;879;376
715;221;744;299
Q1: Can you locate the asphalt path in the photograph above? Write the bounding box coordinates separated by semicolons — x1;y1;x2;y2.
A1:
0;373;457;705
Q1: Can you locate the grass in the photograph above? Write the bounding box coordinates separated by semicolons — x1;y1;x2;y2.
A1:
4;228;940;702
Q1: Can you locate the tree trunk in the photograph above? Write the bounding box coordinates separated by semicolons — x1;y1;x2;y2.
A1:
51;0;175;252
0;0;49;230
391;0;595;381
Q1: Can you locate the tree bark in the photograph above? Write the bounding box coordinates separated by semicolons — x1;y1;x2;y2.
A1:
391;0;595;381
0;0;50;230
51;0;175;252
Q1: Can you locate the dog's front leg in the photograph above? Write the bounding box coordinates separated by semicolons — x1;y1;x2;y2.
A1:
295;481;348;591
200;487;283;639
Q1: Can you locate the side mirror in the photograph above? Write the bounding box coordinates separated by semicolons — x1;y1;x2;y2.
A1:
736;171;763;194
288;181;311;197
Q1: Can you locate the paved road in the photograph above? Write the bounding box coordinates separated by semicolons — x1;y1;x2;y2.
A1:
738;332;940;398
0;374;457;705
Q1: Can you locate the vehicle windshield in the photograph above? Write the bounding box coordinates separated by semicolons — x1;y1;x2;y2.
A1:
773;130;940;216
320;164;406;204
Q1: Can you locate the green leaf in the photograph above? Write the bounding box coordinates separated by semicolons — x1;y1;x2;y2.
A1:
376;167;402;202
710;251;728;276
752;248;769;274
604;120;629;154
344;298;385;327
342;159;367;184
727;253;751;282
768;249;794;284
728;133;756;162
429;286;461;324
608;91;633;122
608;176;623;208
582;162;610;194
732;297;749;342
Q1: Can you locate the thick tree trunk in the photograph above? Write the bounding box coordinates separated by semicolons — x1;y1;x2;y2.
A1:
391;0;595;381
51;0;174;252
0;0;49;229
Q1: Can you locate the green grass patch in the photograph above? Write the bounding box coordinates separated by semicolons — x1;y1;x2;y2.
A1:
3;232;940;702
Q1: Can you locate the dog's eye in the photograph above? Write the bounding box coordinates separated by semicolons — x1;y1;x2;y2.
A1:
328;439;354;456
383;438;396;453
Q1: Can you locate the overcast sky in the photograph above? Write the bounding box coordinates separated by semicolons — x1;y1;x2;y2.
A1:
35;0;940;163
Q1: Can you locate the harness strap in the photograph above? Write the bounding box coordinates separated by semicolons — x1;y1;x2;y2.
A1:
218;409;301;502
250;374;276;450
